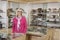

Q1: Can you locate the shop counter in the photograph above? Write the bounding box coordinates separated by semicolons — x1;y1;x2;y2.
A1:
8;28;45;40
0;28;46;40
0;28;55;40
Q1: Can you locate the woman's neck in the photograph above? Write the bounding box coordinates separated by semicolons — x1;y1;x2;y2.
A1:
17;16;22;18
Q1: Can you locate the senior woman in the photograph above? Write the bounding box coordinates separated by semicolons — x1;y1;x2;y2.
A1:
12;8;27;39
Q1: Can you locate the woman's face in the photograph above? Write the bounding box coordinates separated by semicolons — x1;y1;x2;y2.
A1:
17;11;22;17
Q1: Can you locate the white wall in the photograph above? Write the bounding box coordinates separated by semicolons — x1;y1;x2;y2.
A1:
10;2;19;10
30;3;43;9
47;3;60;9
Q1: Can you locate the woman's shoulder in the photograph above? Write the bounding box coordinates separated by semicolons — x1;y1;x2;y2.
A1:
22;16;26;19
22;16;26;20
12;17;17;20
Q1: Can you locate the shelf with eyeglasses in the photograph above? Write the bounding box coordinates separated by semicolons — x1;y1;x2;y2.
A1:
46;8;60;28
30;8;47;27
7;8;16;28
30;8;60;28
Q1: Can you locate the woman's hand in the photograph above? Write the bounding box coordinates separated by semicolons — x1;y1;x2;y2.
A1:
12;33;25;39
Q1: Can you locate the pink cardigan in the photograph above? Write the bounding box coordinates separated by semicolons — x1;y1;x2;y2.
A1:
12;16;27;34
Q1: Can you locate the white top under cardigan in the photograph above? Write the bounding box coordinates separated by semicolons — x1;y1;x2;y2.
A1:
16;16;22;31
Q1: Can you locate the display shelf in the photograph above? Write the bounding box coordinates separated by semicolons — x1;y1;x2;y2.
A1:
30;8;47;26
30;3;60;27
7;8;15;28
46;8;60;27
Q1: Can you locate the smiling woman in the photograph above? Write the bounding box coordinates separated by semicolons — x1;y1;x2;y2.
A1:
12;8;27;38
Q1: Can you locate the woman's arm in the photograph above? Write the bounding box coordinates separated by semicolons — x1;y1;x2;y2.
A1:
12;18;15;33
23;17;27;34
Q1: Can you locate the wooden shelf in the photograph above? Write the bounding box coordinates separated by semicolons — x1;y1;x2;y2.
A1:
7;0;27;3
7;0;60;3
46;0;59;3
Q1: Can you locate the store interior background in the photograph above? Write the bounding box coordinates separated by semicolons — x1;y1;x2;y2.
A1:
0;0;60;40
8;2;60;40
0;1;60;27
8;2;60;25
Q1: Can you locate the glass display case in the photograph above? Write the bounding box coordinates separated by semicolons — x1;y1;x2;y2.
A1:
28;3;60;37
28;3;48;36
30;3;47;27
29;3;60;28
46;8;60;27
